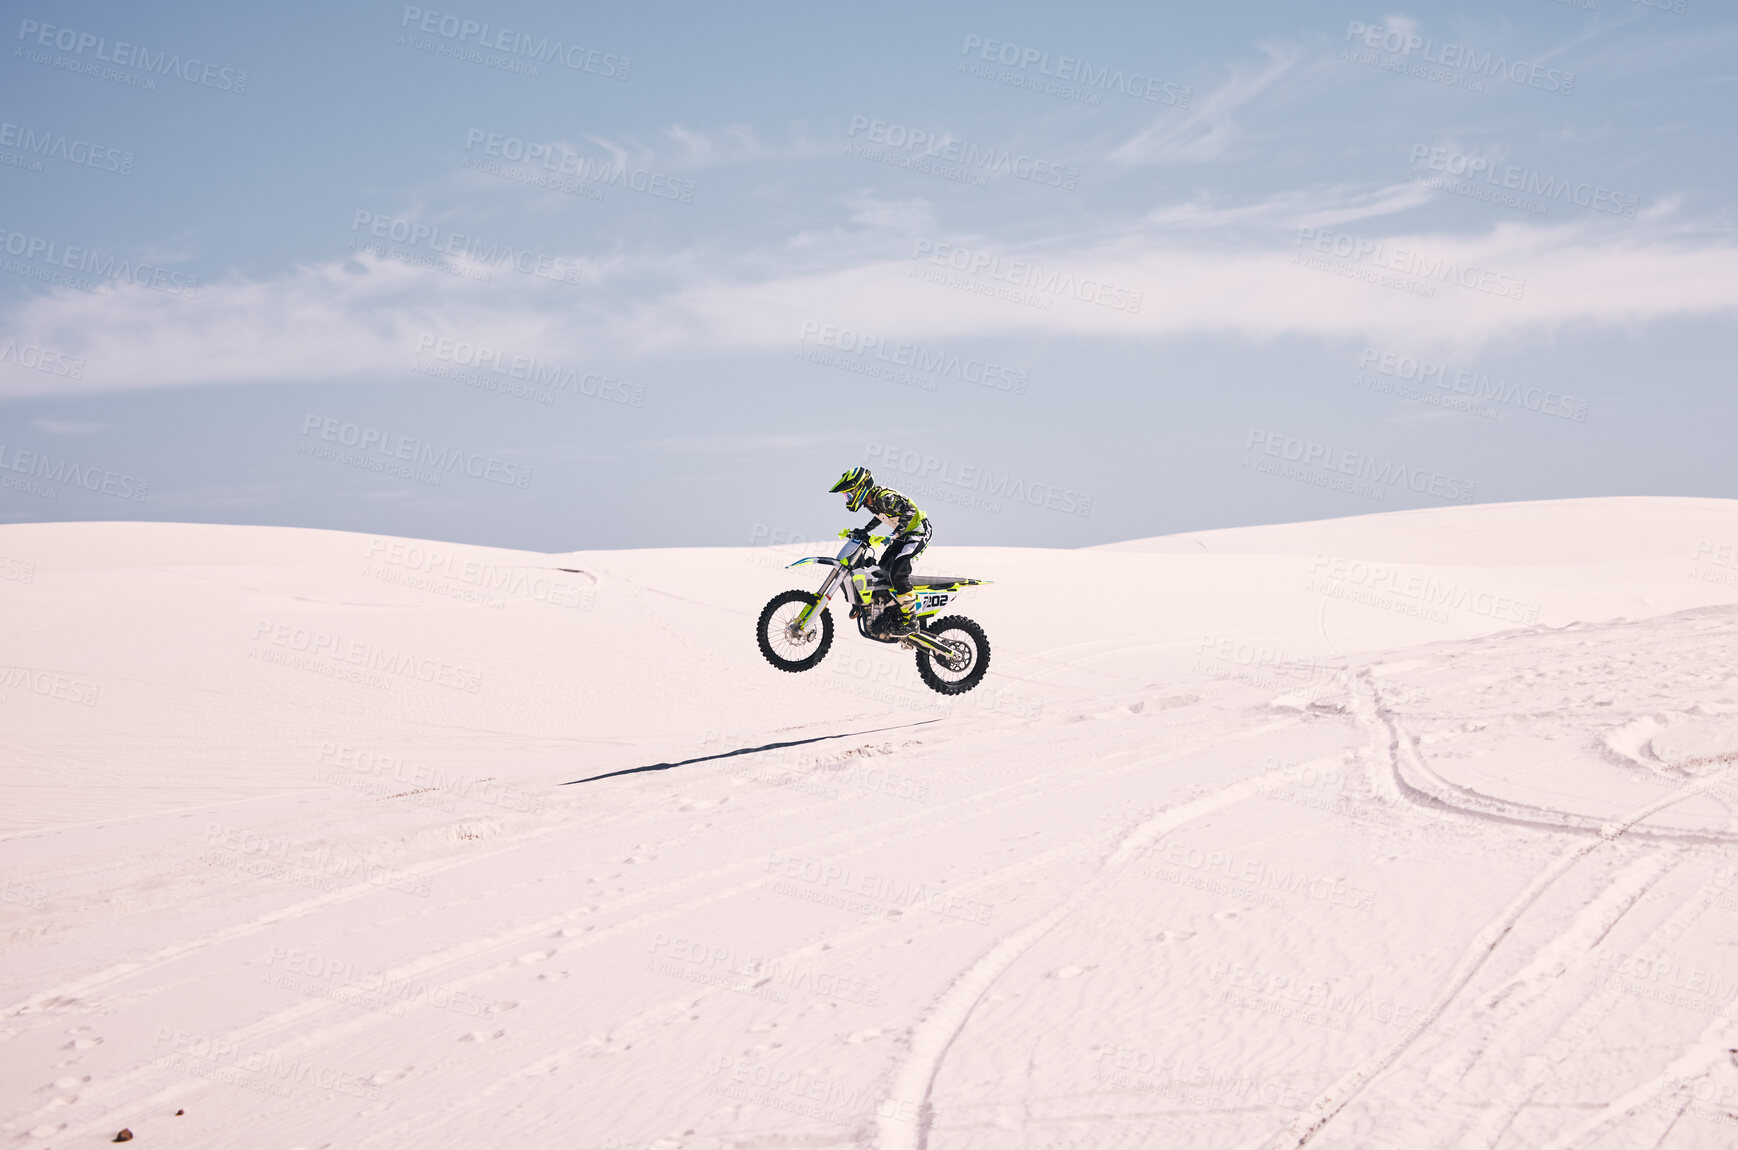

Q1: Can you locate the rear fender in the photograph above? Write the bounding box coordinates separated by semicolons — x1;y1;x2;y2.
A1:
911;581;988;617
914;591;953;618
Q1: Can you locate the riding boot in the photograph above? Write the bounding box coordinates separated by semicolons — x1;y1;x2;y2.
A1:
885;590;920;636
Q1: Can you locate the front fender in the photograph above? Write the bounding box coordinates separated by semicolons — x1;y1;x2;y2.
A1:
788;557;841;569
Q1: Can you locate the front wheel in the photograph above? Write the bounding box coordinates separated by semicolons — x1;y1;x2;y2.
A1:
916;615;990;695
757;590;834;672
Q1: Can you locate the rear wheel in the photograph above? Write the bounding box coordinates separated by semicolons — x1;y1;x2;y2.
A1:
757;590;834;672
916;615;990;695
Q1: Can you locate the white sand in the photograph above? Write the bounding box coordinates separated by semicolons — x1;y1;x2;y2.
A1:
4;496;1738;1148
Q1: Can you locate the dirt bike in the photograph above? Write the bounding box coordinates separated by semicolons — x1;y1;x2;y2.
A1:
756;527;992;695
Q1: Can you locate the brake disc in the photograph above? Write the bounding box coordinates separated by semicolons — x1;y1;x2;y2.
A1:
942;639;972;671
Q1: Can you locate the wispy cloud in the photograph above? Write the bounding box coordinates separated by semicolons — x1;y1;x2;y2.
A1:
7;207;1738;399
1112;45;1299;166
1145;181;1435;231
665;123;766;168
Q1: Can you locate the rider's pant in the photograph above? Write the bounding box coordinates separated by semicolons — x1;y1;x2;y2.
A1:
883;524;932;596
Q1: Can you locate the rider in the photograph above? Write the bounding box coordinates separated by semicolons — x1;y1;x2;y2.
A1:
829;467;930;637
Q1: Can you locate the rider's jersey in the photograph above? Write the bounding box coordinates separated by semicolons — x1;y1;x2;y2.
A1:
864;484;927;535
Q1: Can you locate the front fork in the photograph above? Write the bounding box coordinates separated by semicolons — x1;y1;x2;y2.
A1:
795;567;842;628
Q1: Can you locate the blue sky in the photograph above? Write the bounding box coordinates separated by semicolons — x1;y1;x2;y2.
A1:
1;0;1733;550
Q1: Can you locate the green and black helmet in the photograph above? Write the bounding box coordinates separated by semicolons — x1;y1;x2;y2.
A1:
829;466;873;512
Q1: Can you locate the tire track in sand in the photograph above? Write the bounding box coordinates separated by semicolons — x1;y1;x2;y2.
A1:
873;751;1346;1150
24;714;1297;1145
1264;673;1738;1150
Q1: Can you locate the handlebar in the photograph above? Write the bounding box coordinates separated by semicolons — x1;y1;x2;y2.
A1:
837;528;889;546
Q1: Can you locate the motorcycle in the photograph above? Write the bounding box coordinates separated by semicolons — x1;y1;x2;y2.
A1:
756;527;992;695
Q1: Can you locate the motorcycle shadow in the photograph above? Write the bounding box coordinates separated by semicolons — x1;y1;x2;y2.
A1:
561;719;940;786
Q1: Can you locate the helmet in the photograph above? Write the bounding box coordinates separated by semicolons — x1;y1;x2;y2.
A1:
829;466;873;512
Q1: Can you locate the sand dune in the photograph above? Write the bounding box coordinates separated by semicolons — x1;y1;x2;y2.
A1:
4;498;1738;1148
